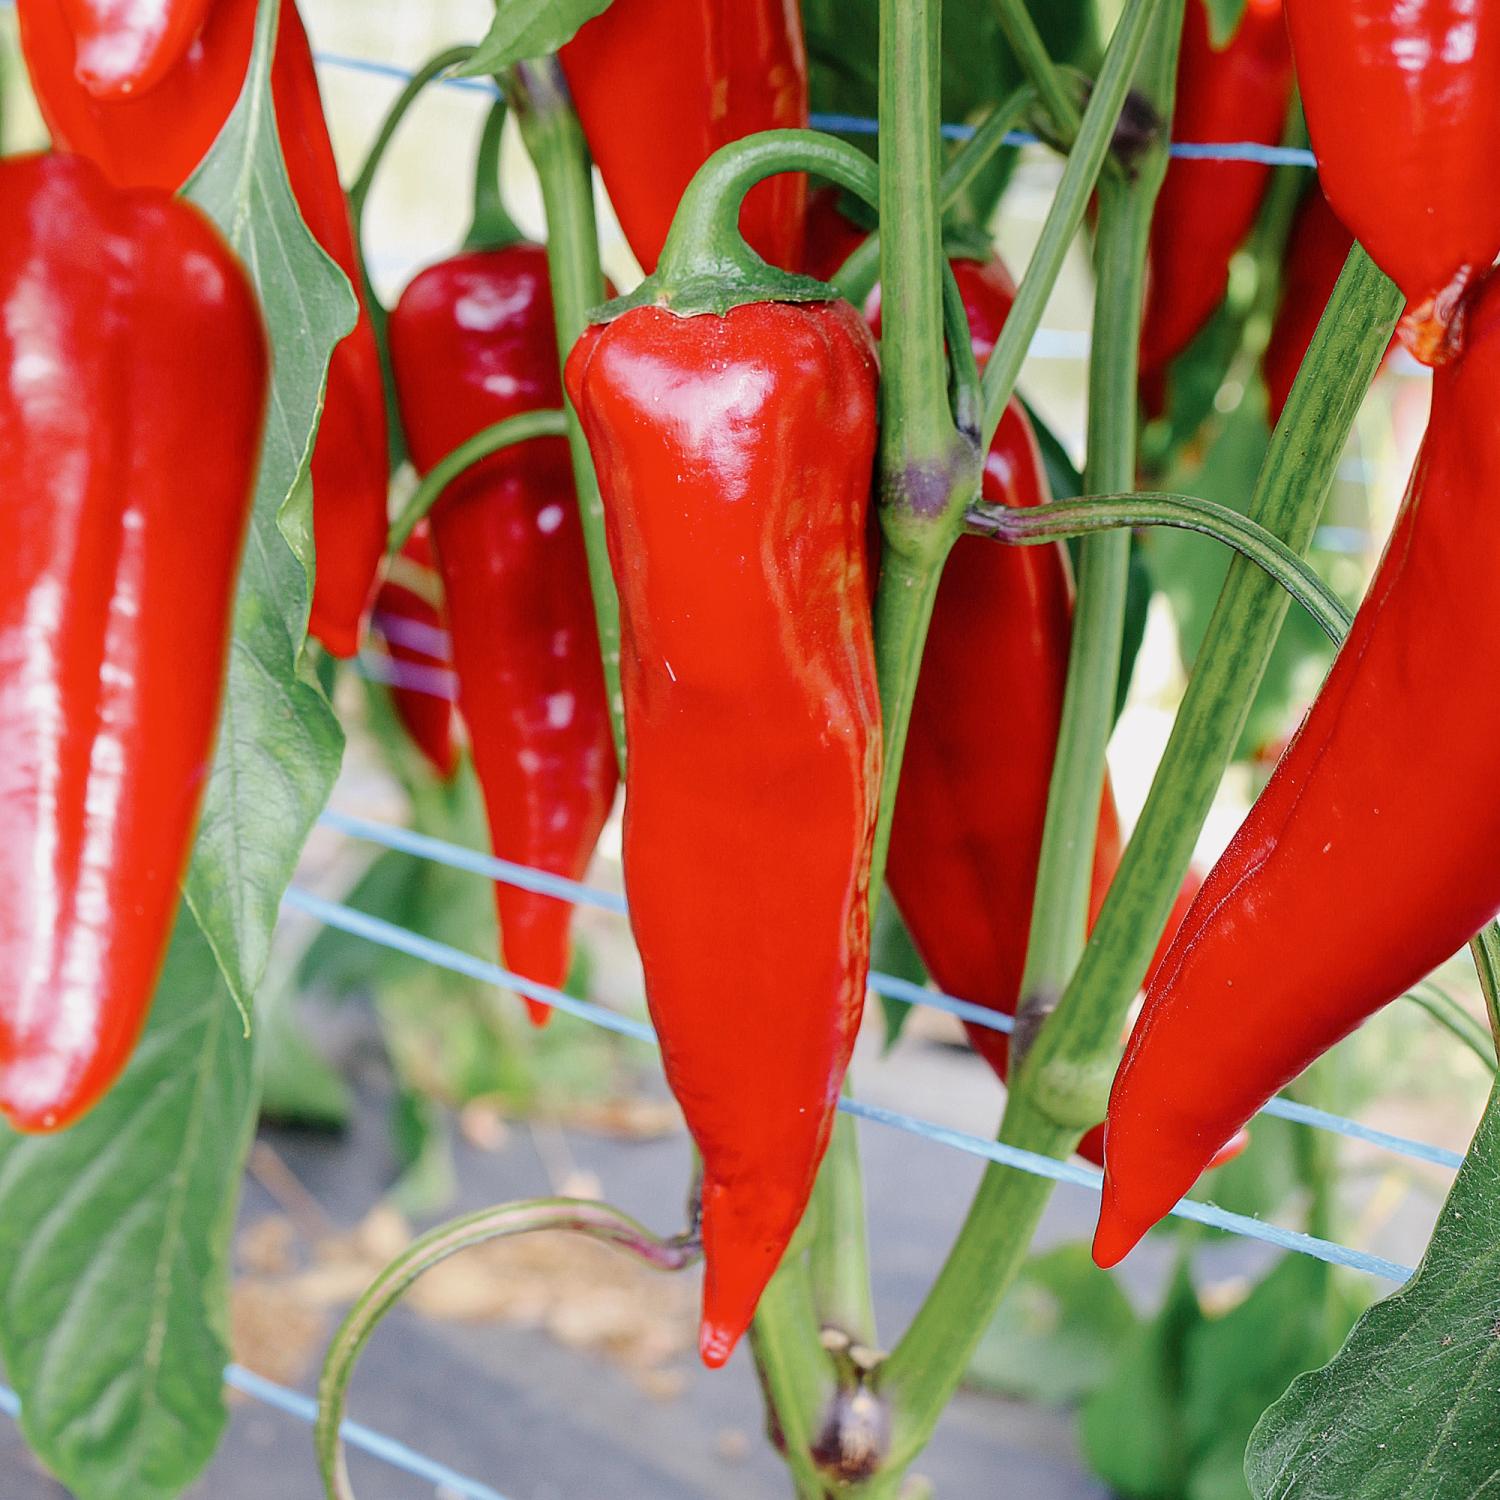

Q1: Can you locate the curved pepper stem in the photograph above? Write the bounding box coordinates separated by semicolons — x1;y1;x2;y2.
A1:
315;1198;700;1500
463;96;527;253
386;408;568;551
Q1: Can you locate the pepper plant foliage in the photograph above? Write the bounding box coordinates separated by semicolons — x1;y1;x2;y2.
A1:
0;2;351;1496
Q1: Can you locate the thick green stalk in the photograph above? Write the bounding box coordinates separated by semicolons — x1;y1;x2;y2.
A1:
807;1105;877;1350
977;0;1162;451
1023;247;1403;1111
870;0;1176;1463
507;60;625;766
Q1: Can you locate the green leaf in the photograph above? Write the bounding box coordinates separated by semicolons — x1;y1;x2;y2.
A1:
257;977;350;1130
1081;1254;1202;1498
1246;1080;1500;1500
1182;1257;1361;1500
461;0;614;76
968;1242;1137;1405
182;0;350;1012
0;907;257;1500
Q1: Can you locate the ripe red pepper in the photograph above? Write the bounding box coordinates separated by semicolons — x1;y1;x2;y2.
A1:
1139;0;1293;384
566;297;881;1367
1095;267;1500;1268
17;0;389;657
390;244;618;1025
1285;0;1500;361
56;0;214;97
372;525;460;783
0;153;266;1131
560;0;809;275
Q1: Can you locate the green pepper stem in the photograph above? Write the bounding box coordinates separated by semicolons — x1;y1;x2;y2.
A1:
506;59;626;768
348;45;476;240
463;96;525;252
314;1198;699;1500
970;491;1349;641
387;409;567;550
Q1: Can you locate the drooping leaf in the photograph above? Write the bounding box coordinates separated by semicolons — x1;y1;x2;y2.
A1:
1246;1082;1500;1500
461;0;614;76
182;0;350;1012
968;1242;1137;1405
0;907;257;1500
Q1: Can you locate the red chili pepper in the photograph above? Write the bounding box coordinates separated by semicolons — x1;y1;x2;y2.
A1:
1095;267;1500;1268
17;0;389;657
56;0;214;98
560;0;809;275
372;526;460;783
1139;0;1293;385
566;297;881;1366
0;153;266;1131
390;245;619;1025
1285;0;1500;361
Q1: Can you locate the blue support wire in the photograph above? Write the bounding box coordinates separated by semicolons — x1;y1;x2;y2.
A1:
319;807;1470;1175
283;861;1419;1289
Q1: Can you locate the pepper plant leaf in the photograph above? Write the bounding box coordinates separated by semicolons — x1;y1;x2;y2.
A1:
0;906;257;1500
460;0;615;76
182;0;351;1014
1246;1080;1500;1499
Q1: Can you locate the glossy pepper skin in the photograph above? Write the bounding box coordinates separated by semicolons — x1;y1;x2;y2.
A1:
1285;0;1500;360
560;0;809;275
566;299;881;1367
17;0;390;657
1095;268;1500;1268
1139;0;1293;383
58;0;215;98
372;525;460;783
0;153;267;1131
390;246;618;1025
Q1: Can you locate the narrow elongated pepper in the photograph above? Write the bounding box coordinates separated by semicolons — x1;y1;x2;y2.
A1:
0;153;266;1130
59;0;215;98
1096;267;1500;1268
390;246;618;1023
566;298;882;1366
17;0;390;656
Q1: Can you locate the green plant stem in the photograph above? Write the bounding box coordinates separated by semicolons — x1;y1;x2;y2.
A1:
806;1107;876;1349
990;0;1083;148
1471;927;1500;1059
970;491;1349;641
869;0;1177;1466
347;44;476;236
1014;165;1165;1053
830;85;1035;306
506;59;625;767
346;43;476;469
315;1199;699;1500
1026;246;1402;1113
977;0;1163;452
387;409;567;549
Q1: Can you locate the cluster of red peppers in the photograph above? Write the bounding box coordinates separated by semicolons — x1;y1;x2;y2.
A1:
1097;0;1500;1266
